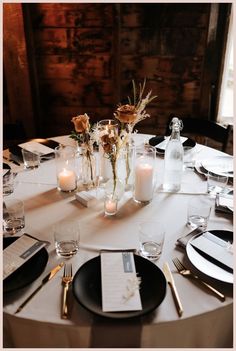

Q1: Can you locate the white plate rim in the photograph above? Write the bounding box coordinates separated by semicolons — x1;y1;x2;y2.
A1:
201;156;233;177
186;230;233;284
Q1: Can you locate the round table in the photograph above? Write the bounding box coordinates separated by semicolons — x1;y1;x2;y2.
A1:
3;134;233;348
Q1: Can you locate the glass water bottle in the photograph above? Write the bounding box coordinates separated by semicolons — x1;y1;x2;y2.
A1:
163;117;183;192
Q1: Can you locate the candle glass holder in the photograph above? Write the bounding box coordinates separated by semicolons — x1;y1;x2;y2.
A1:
133;144;156;204
104;194;118;216
55;145;77;192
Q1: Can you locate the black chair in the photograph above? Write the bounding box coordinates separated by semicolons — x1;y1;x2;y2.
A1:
165;116;232;152
3;121;27;149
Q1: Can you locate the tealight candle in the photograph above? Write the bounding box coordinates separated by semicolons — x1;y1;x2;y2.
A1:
104;195;118;216
57;168;77;192
134;162;154;203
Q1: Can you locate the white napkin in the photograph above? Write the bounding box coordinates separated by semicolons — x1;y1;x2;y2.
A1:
190;232;233;270
156;136;187;150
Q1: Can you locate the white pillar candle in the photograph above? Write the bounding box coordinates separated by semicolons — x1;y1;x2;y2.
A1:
134;163;154;202
58;169;76;191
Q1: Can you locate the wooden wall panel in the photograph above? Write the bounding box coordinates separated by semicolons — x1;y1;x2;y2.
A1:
36;55;112;79
4;3;230;142
39;79;114;107
30;3;113;27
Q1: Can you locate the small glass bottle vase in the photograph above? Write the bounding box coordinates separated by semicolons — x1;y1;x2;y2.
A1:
80;148;97;190
55;145;77;192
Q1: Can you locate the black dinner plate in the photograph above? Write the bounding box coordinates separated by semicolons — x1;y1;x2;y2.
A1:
3;163;11;176
72;254;167;319
149;135;196;155
3;236;49;293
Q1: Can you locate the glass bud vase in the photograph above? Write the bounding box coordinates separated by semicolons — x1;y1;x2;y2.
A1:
104;157;125;200
104;177;125;201
121;140;135;191
80;148;97;190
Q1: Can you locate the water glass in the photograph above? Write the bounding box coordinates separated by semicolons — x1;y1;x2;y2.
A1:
207;171;228;195
3;198;25;234
22;149;40;169
3;172;15;196
187;196;212;229
183;146;195;170
53;220;80;258
139;220;165;261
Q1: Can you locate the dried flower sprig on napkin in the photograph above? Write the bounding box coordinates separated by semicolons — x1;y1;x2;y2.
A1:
123;276;142;302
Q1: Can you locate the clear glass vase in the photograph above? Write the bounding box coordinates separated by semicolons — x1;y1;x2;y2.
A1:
104;159;125;201
80;148;97;190
104;177;125;201
121;140;135;191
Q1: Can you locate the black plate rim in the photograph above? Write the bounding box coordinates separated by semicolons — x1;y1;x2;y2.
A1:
149;135;196;155
72;254;167;319
3;236;49;293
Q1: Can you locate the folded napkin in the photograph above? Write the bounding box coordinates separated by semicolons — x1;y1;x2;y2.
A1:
215;193;233;214
9;139;59;162
190;231;233;272
176;227;204;248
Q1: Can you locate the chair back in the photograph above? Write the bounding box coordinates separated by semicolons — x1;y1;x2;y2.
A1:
165;116;232;152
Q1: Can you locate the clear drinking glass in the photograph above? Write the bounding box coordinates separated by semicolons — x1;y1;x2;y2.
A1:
3;172;15;196
139;220;165;261
187;195;212;229
21;149;40;169
3;198;25;234
207;171;228;195
53;220;80;258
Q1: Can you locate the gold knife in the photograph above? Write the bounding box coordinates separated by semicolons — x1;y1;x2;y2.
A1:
163;262;183;317
15;262;64;314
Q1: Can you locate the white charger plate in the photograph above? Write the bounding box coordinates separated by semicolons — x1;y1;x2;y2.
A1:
201;156;233;178
186;230;233;284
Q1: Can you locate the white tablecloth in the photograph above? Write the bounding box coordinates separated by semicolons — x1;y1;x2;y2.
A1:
3;134;233;348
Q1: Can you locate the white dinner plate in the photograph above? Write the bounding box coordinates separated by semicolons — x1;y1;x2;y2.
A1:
186;230;233;284
201;156;233;178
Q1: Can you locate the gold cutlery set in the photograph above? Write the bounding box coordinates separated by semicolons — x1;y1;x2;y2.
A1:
15;262;74;319
61;263;73;319
163;257;226;317
14;256;225;319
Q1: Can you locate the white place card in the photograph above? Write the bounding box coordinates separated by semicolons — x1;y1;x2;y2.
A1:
156;136;187;150
3;234;47;280
190;232;233;269
101;252;142;312
19;141;54;155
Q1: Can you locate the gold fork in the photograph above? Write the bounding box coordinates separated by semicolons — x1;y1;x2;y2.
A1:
172;258;225;301
62;263;73;319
